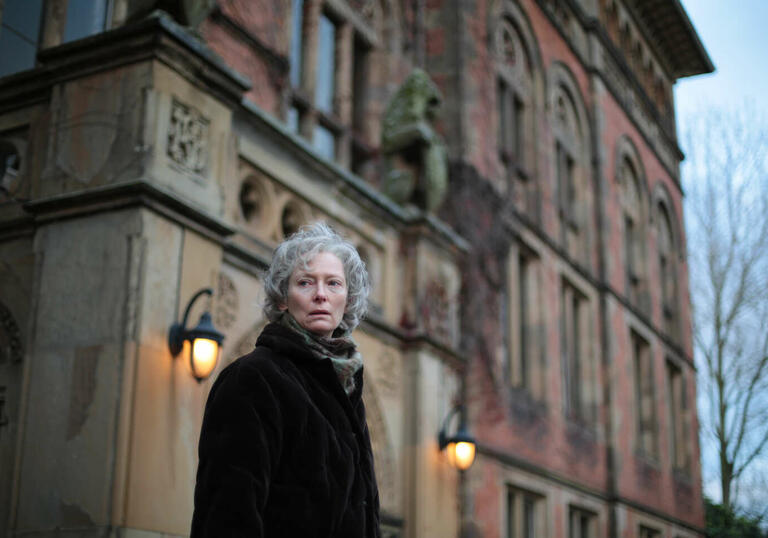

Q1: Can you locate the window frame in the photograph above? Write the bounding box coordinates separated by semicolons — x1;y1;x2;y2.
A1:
0;0;114;79
666;357;690;472
560;277;595;424
568;505;598;538
631;329;658;459
505;485;546;538
286;0;376;168
656;201;679;337
506;241;545;400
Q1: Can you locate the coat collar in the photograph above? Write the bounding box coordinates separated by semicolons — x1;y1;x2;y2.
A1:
256;322;366;404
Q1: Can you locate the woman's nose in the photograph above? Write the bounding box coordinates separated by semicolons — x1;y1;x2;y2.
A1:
314;284;328;300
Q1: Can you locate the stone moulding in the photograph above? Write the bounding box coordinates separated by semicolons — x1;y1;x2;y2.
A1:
23;180;235;241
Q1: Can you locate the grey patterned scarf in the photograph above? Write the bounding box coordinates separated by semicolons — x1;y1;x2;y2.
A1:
279;313;363;395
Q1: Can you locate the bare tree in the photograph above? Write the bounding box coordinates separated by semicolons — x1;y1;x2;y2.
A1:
682;104;768;511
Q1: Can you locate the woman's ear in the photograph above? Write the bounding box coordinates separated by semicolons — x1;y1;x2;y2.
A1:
278;303;287;311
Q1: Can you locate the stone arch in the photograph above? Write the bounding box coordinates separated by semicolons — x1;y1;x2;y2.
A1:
613;135;650;220
223;318;267;371
490;1;546;216
652;181;684;259
614;136;651;312
547;61;590;149
548;61;593;266
361;371;397;513
493;0;544;74
652;181;683;340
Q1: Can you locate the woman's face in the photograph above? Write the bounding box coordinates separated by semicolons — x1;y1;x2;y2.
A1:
280;251;348;338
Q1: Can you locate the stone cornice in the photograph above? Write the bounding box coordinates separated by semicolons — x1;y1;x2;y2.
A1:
23;180;235;242
533;0;685;188
624;0;714;79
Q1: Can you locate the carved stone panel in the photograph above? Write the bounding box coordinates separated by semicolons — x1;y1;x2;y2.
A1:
167;99;209;175
50;68;148;189
214;273;239;331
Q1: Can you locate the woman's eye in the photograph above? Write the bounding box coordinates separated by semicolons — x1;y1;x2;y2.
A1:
298;280;312;287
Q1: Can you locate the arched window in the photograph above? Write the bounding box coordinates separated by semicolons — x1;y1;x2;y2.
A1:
493;9;540;217
550;69;591;267
496;18;532;172
656;202;678;337
617;142;649;314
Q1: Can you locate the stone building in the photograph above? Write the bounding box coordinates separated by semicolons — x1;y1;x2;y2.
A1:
0;0;711;537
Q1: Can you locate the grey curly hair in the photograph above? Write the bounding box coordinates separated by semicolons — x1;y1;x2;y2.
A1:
263;221;371;333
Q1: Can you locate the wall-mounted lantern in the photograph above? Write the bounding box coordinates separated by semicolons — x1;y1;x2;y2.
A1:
168;287;224;382
438;404;477;471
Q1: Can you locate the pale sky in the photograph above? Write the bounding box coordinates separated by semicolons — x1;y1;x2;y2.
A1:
675;0;768;117
675;0;768;508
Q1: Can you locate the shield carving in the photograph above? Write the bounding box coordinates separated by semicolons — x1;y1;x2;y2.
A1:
55;74;122;184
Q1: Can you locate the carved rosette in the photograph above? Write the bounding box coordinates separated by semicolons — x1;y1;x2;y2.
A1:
167;99;209;174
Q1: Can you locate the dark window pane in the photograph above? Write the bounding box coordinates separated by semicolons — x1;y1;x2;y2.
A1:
0;27;38;76
506;491;515;538
518;254;529;388
0;0;43;77
498;79;510;156
352;35;369;134
289;0;303;87
523;497;535;538
315;14;336;112
63;0;109;43
2;0;44;42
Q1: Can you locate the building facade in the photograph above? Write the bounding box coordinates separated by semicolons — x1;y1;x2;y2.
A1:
0;0;711;537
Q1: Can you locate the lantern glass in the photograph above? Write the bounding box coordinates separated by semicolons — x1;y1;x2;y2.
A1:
447;440;476;471
190;337;220;380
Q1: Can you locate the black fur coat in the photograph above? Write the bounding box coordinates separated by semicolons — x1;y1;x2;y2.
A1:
190;323;381;537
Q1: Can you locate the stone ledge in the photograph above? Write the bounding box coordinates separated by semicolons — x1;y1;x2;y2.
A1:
23;180;234;242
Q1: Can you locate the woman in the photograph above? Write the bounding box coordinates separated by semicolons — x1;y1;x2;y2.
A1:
191;222;380;537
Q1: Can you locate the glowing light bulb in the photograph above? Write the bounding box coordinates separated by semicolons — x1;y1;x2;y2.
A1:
191;338;220;380
452;441;476;471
